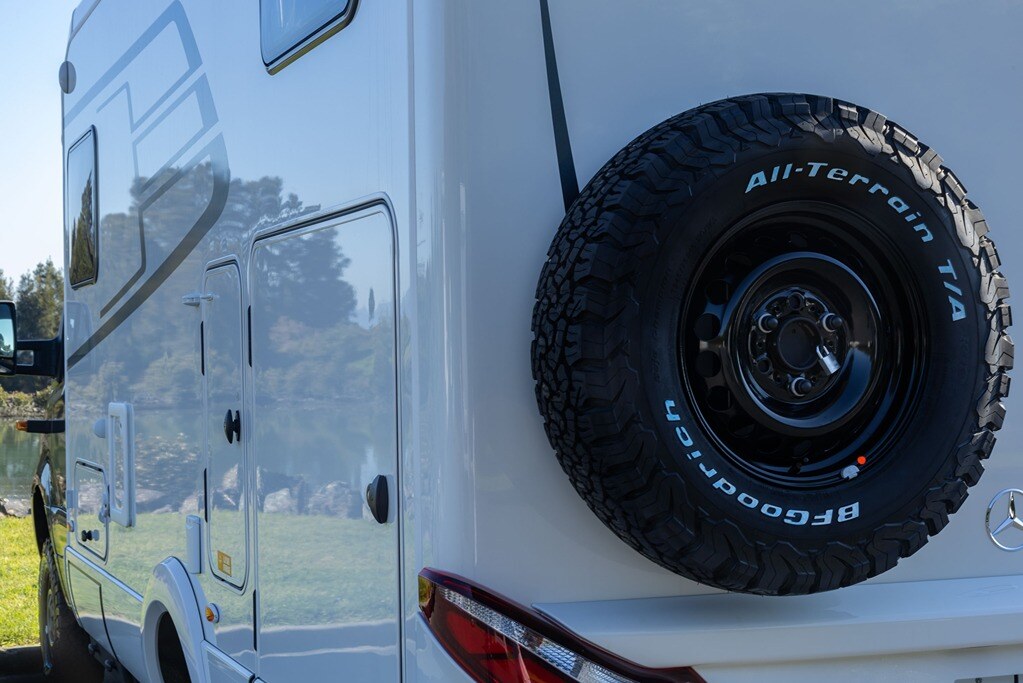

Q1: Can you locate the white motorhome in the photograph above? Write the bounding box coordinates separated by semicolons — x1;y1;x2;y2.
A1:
3;1;1021;681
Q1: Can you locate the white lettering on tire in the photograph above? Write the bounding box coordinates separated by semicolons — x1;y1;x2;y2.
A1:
743;161;971;322
665;397;860;526
744;161;932;242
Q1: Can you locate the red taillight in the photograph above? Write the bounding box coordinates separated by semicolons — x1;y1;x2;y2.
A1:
419;569;704;683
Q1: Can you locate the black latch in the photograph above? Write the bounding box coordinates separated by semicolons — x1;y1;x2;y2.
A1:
366;475;389;524
223;409;240;444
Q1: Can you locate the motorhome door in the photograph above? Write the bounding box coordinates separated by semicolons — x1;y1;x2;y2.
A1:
202;263;249;588
201;262;257;666
249;207;400;682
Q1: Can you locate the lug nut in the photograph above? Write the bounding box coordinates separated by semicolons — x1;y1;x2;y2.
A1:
820;313;844;332
757;314;780;333
789;376;812;397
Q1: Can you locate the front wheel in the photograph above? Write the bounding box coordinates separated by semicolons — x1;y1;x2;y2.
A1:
38;539;103;681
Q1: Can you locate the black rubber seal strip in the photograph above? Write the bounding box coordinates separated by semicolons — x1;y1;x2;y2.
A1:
247;305;252;367
539;0;579;212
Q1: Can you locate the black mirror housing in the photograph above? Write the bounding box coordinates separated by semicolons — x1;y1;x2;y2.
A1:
0;299;62;379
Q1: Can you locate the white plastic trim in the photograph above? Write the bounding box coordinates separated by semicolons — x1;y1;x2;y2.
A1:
107;402;135;527
141;558;208;683
203;642;252;683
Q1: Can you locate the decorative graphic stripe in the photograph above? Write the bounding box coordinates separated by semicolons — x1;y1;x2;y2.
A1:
68;136;230;370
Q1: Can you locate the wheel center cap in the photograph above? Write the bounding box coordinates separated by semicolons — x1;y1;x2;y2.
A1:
775;317;820;371
745;284;846;403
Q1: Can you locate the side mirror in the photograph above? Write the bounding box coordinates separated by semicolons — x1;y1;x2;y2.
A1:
0;300;61;379
0;301;16;375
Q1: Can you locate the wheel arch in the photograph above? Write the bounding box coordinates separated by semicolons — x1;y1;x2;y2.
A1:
32;484;50;554
141;558;206;683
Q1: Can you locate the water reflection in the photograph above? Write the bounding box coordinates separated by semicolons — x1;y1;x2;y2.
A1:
0;423;39;516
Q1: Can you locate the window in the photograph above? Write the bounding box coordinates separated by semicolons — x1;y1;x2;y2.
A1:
260;0;356;71
67;128;98;288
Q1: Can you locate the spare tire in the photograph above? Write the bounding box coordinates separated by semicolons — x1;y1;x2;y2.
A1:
532;93;1012;595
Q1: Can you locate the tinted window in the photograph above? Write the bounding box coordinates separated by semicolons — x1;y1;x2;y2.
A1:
67;129;98;288
260;0;351;66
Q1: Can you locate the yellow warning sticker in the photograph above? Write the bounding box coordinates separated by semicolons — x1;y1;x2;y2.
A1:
217;550;233;577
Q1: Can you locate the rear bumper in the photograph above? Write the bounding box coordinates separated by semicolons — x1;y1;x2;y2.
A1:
536;573;1023;670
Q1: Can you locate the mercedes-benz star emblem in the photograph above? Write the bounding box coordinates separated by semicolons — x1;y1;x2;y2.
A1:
985;488;1023;551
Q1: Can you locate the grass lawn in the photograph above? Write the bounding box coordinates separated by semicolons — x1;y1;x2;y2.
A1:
114;510;396;627
0;516;37;648
0;509;395;649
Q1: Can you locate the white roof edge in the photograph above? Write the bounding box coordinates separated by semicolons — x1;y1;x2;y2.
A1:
69;0;102;45
535;573;1023;668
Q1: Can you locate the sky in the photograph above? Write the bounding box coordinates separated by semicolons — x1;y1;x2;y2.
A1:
0;0;80;287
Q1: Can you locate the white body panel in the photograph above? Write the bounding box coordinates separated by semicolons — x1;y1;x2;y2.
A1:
56;1;1022;681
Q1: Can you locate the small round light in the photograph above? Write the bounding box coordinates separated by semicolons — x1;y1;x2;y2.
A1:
205;604;220;623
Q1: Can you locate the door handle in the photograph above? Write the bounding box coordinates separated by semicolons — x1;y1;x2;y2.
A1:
223;409;241;444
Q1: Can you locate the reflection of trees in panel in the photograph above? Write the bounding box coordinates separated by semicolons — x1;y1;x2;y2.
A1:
69;176;97;286
253;232;355;330
253;223;395;520
77;168;339;526
87;168;332;408
132;429;201;514
254;319;396;520
76;165;398;522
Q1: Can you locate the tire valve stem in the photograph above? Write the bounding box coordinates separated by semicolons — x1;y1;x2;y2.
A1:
842;456;868;480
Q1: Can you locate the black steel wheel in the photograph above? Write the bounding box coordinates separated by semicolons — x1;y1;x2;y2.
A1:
532;93;1012;595
682;202;925;488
